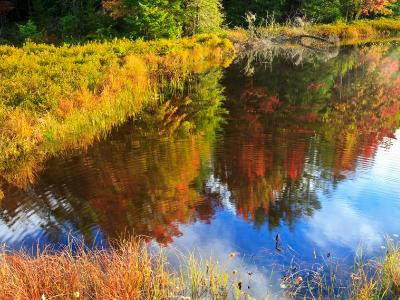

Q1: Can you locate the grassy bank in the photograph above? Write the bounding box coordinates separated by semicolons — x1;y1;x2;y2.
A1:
308;18;400;39
0;35;235;195
227;18;400;45
0;238;399;299
0;239;242;300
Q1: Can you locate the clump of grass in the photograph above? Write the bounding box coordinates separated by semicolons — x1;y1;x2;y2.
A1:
348;240;400;299
381;240;400;295
350;249;382;300
261;239;400;299
0;239;175;299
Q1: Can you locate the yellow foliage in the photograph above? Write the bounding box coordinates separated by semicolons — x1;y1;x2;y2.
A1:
0;34;235;187
226;18;400;42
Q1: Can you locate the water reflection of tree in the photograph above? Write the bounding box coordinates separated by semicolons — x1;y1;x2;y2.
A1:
0;68;226;245
135;67;227;138
216;42;400;228
0;44;399;245
235;35;340;77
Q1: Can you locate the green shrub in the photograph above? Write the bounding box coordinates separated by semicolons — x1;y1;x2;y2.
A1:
303;0;343;23
17;20;42;42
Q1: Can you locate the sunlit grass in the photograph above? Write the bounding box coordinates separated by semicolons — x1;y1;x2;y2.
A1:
226;18;400;43
0;238;245;300
0;238;399;299
381;239;400;295
318;239;400;300
0;34;235;193
348;240;400;300
0;239;175;299
309;18;400;39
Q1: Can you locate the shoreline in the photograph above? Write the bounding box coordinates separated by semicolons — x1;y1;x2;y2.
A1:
0;238;399;299
226;18;400;46
0;35;235;196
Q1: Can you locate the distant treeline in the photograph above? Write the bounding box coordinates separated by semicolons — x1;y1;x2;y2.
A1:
0;0;399;42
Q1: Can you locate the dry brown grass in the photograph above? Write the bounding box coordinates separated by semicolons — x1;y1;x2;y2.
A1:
0;238;399;299
0;238;245;300
0;240;177;299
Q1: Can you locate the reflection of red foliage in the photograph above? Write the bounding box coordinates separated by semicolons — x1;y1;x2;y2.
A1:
379;57;399;76
223;45;400;224
239;126;266;181
241;84;280;113
70;137;220;246
361;133;380;160
259;96;280;113
241;86;268;101
297;112;319;123
286;142;306;181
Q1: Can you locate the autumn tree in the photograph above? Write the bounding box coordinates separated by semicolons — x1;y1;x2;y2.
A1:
361;0;397;16
341;0;397;19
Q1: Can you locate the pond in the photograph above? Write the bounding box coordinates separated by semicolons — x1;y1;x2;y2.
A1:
1;40;400;296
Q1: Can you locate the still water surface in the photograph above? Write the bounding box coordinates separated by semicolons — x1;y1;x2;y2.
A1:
1;41;400;293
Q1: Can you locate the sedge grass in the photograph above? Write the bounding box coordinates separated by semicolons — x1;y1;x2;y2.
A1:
0;238;399;299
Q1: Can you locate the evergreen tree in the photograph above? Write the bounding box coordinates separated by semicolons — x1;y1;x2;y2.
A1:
303;0;343;22
184;0;224;35
103;0;184;39
125;0;183;39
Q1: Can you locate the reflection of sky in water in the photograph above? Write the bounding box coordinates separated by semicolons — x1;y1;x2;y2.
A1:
305;130;400;254
1;132;399;259
166;130;400;290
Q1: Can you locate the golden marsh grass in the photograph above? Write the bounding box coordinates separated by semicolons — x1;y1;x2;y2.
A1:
0;35;235;194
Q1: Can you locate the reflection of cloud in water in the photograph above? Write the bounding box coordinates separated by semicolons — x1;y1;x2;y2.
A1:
165;221;277;299
304;131;400;253
0;212;43;245
304;198;382;252
206;174;236;215
371;130;400;185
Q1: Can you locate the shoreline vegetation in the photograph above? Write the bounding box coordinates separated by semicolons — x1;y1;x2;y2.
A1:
1;18;399;194
0;238;399;299
0;34;235;197
227;18;400;54
229;18;400;42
